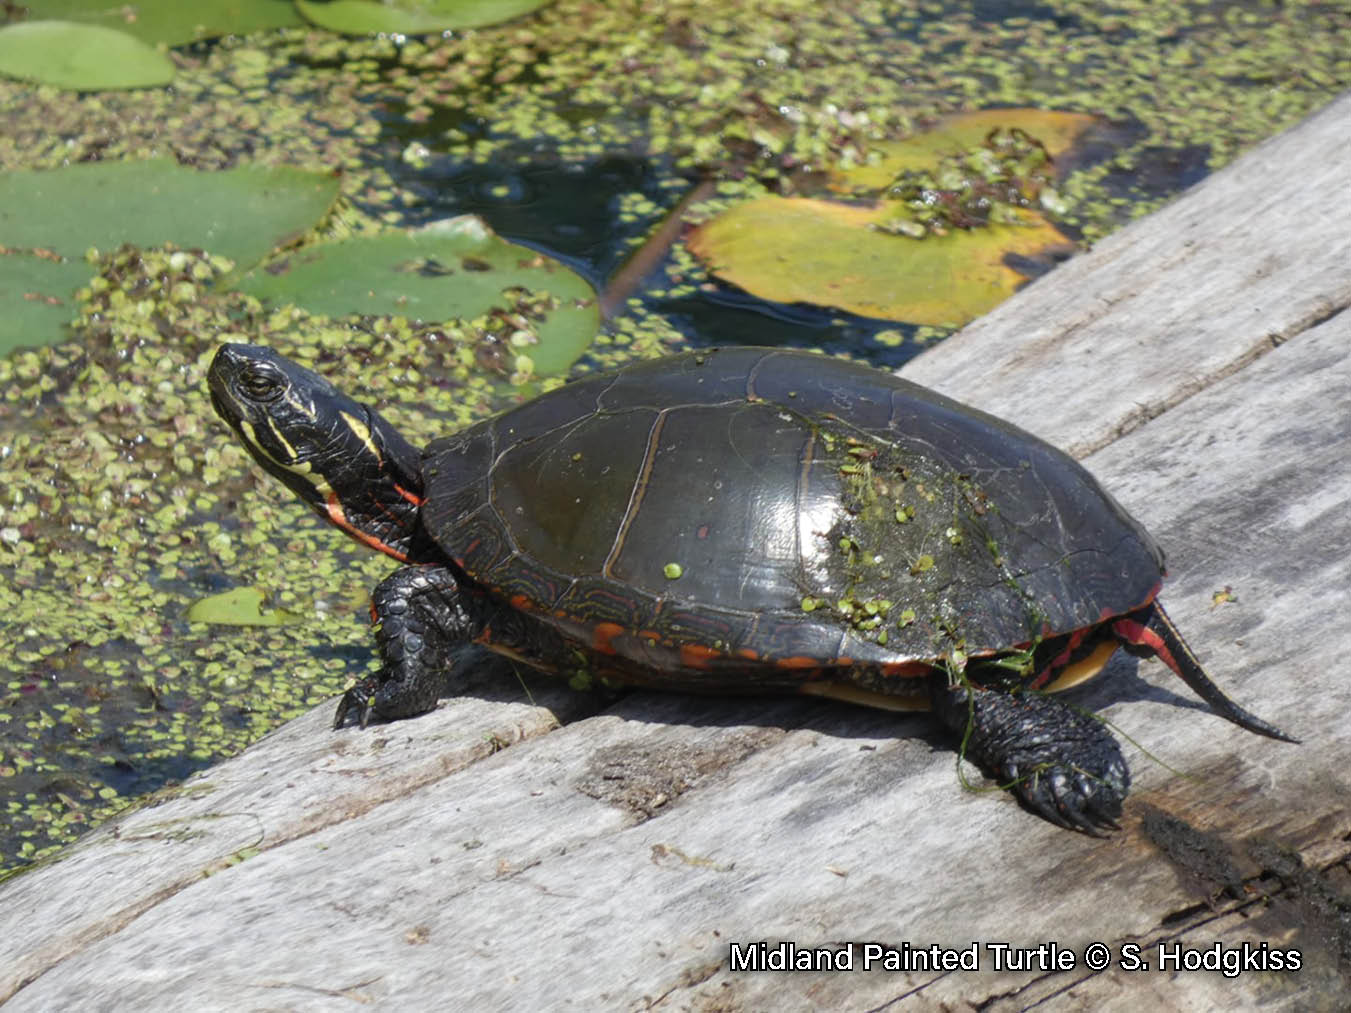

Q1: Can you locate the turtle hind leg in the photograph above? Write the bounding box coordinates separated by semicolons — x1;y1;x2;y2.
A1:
335;564;492;729
1112;603;1297;744
930;675;1130;835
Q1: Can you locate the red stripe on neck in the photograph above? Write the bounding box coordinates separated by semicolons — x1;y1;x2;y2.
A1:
324;492;409;562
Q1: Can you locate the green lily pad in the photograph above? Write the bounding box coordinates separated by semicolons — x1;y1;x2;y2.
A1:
0;248;94;357
688;196;1072;327
233;216;599;376
0;21;175;90
17;0;303;46
187;587;305;627
0;159;339;263
0;159;339;352
295;0;552;35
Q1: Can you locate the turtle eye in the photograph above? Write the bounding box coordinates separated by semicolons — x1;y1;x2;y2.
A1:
240;366;285;402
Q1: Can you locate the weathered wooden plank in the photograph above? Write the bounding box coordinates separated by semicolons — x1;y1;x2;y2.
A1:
5;91;1351;1011
0;682;593;1002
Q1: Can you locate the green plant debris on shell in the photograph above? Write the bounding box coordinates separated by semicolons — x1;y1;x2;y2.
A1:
17;0;304;46
233;216;599;377
567;670;593;691
0;21;175;90
187;587;306;627
791;419;1050;657
295;0;553;35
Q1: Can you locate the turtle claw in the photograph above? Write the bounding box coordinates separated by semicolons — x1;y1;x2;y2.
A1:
1009;757;1128;836
334;677;380;730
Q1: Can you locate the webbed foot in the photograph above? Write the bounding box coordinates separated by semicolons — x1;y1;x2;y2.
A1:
932;677;1130;835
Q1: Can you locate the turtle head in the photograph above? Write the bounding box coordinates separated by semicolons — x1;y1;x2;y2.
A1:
208;343;427;561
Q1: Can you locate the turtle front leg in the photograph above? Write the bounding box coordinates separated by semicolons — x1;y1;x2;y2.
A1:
930;675;1130;834
335;564;494;729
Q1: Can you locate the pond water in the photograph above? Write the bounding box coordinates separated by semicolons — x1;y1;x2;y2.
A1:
2;0;1349;875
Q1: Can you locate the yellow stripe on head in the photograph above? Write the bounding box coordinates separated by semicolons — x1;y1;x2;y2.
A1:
238;419;333;499
340;411;382;464
265;415;298;462
283;390;317;421
238;419;261;455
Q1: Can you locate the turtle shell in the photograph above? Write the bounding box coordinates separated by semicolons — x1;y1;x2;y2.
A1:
419;347;1163;685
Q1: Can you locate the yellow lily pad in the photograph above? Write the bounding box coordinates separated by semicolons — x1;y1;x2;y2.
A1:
689;108;1094;326
835;108;1099;191
688;195;1072;327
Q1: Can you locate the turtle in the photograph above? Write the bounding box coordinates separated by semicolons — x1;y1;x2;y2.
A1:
207;343;1293;833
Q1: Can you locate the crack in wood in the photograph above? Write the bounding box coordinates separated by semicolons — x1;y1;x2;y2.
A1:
1080;293;1351;458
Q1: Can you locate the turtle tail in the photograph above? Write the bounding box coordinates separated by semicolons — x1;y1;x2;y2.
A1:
1111;603;1297;743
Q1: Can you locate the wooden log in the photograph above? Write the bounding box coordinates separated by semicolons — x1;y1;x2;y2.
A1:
4;90;1351;1011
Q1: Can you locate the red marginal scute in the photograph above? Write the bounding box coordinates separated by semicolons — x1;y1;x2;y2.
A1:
591;621;625;655
775;656;820;670
880;661;928;679
680;643;721;670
